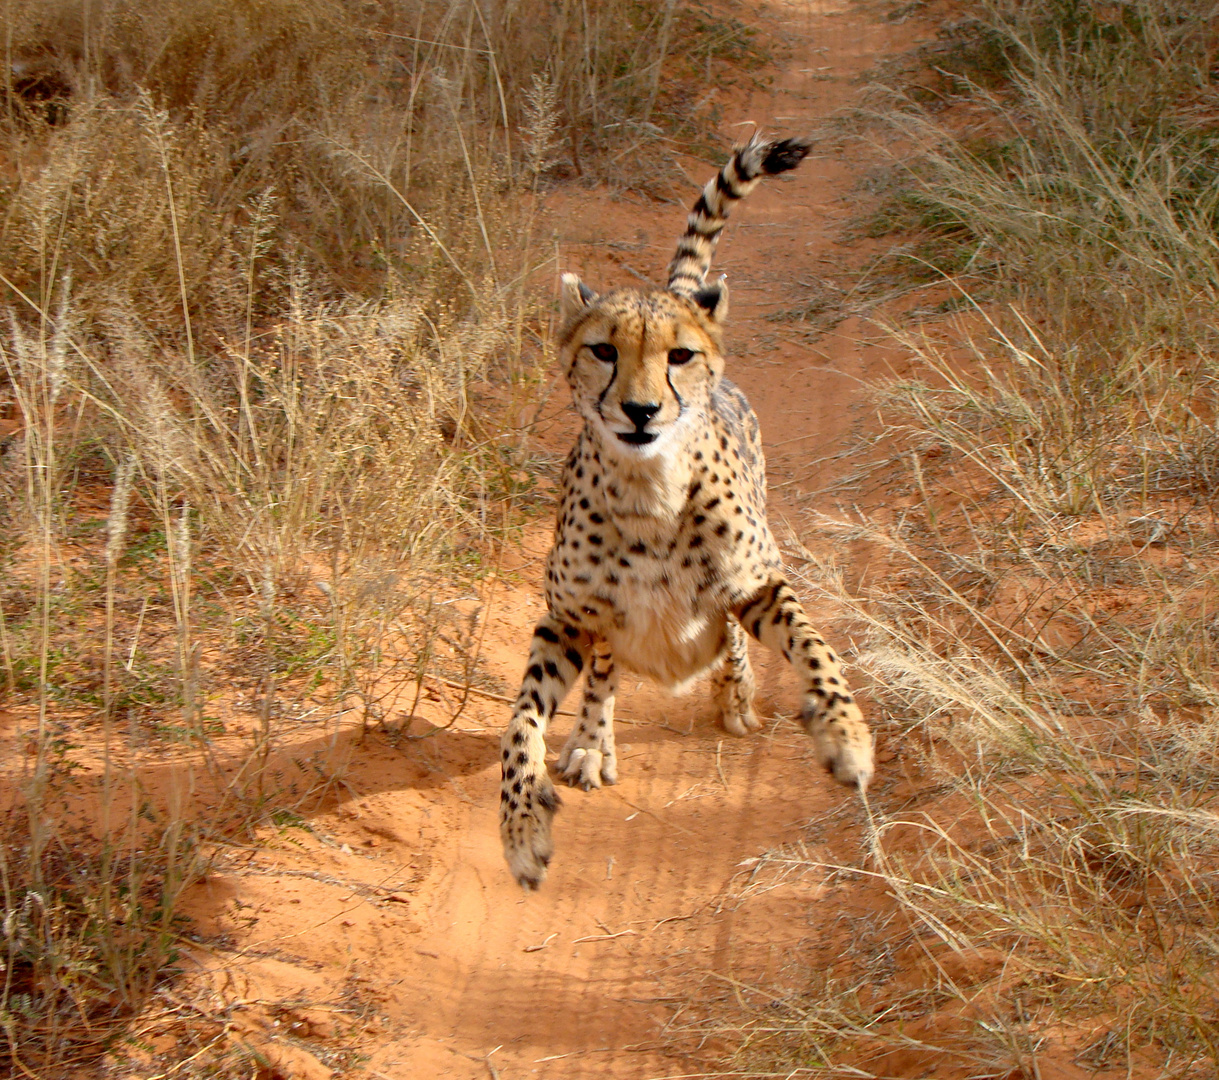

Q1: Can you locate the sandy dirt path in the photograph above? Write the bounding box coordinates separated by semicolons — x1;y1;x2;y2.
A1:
175;5;934;1077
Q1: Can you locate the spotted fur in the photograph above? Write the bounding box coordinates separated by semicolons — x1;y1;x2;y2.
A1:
500;134;873;889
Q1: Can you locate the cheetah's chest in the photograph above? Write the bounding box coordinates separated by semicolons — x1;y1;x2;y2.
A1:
625;540;730;681
546;530;725;687
544;485;778;688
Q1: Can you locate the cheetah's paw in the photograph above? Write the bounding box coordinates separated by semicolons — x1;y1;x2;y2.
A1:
557;739;617;790
500;776;561;889
801;697;874;789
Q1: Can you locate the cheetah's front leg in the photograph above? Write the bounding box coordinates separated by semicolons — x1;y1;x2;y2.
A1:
556;637;619;790
500;616;590;888
737;578;873;788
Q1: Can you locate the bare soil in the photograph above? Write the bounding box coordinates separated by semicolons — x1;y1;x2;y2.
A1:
131;3;961;1077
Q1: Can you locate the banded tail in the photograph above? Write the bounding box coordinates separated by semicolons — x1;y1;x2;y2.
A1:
666;133;813;298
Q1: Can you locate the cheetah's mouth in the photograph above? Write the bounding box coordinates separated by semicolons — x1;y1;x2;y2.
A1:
616;430;657;446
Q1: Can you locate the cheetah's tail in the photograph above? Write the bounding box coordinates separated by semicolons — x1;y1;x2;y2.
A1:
666;132;813;298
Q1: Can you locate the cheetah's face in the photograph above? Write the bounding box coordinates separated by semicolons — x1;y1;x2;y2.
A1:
557;275;727;456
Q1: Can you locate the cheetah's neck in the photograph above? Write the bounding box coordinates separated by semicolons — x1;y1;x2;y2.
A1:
592;430;695;544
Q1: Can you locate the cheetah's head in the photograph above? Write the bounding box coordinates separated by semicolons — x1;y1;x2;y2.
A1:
556;275;728;457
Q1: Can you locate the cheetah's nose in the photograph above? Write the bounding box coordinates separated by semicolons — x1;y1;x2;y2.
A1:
621;401;660;429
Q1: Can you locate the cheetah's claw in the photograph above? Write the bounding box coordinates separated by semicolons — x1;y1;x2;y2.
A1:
721;705;761;736
557;742;618;790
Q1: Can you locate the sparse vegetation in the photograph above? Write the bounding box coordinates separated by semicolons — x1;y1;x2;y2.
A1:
0;0;765;1071
717;0;1219;1074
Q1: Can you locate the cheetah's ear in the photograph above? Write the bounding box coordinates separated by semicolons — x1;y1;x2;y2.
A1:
692;278;729;324
560;273;597;322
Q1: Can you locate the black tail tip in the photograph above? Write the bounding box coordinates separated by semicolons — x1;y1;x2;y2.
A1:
762;137;814;175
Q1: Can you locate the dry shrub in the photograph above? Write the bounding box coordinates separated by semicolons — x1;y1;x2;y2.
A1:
816;530;1219;1069
2;0;765;306
874;0;1219;355
0;795;198;1077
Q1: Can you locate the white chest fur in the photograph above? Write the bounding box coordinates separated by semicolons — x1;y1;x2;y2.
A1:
599;547;727;689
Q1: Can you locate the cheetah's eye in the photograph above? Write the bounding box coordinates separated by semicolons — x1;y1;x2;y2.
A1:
668;347;694;366
589;343;617;363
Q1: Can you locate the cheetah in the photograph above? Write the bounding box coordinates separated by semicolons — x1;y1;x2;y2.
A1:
499;133;873;888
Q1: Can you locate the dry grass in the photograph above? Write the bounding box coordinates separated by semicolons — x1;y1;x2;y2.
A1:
711;1;1219;1075
0;0;769;1071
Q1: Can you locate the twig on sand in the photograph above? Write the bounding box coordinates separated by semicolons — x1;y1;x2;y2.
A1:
523;932;558;953
572;929;636;943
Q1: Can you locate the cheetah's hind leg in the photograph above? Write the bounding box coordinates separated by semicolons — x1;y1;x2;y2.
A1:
714;616;760;735
556;638;619;790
